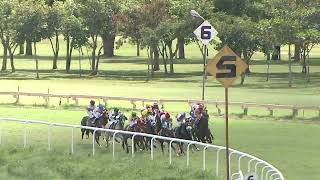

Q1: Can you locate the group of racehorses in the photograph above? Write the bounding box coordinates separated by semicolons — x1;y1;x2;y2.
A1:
80;109;214;155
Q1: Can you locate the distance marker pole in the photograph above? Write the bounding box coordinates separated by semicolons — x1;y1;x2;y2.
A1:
225;87;230;180
202;45;207;100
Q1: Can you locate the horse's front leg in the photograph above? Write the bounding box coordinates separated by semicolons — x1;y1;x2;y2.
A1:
95;134;101;147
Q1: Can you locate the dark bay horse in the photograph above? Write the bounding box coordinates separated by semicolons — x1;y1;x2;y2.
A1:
194;111;214;143
175;122;199;154
80;113;109;146
122;124;145;153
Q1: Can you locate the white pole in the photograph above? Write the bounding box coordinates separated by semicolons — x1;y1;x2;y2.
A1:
23;122;27;148
71;128;74;154
216;149;223;176
48;125;52;151
203;146;209;171
112;132;118;160
151;137;156;160
187;143;194;167
169;140;174;165
92;129;97;156
131;134;136;158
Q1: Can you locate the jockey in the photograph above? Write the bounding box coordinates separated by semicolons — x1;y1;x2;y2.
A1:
109;108;121;128
194;103;205;128
92;104;106;124
86;100;96;119
138;109;149;129
129;112;138;128
160;112;172;130
176;112;186;127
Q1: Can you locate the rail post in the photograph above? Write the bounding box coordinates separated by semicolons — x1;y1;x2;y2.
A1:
261;166;270;180
270;173;279;180
112;132;118;160
238;155;246;172
266;170;275;180
248;159;256;172
48;124;52;151
23;122;27;148
187;143;194;167
202;145;210;171
92;129;98;156
169;140;174;165
71;127;74;154
254;162;264;176
131;134;137;158
216;148;223;177
151;137;156;160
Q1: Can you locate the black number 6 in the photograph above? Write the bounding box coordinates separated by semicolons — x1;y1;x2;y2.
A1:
201;26;212;40
216;56;236;78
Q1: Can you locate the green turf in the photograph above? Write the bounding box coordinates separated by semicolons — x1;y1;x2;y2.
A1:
0;107;319;180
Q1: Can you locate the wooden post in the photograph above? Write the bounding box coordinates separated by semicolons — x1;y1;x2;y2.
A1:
216;103;222;115
131;100;137;110
73;97;79;105
15;86;20;104
46;88;50;107
243;106;248;116
268;108;274;116
292;108;298;118
225;88;230;180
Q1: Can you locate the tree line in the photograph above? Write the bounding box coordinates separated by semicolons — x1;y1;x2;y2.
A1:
0;0;319;86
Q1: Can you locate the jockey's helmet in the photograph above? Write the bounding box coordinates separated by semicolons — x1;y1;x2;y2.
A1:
90;100;95;105
181;112;186;117
152;102;159;109
131;112;137;117
165;112;170;119
146;104;152;109
198;104;204;110
141;109;148;116
98;104;104;110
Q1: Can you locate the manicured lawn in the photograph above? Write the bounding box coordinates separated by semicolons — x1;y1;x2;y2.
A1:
0;107;319;180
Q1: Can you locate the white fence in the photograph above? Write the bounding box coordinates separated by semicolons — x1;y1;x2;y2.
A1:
0;118;284;180
1;91;319;117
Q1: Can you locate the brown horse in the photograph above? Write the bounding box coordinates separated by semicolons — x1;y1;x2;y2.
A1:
80;112;109;146
194;111;214;143
122;124;145;153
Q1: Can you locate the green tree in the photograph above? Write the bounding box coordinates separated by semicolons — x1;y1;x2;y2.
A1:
46;1;66;70
79;0;117;74
15;0;48;79
62;0;88;73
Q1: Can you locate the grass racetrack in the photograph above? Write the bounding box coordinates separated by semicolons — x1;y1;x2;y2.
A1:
0;107;319;180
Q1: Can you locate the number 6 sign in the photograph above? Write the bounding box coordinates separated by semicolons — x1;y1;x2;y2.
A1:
193;21;218;45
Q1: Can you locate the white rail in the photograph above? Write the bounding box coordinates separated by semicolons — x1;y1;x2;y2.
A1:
1;91;319;117
0;118;284;180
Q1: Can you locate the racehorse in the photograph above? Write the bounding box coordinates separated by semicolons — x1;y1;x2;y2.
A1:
122;124;145;153
194;110;214;143
175;118;199;154
104;113;127;147
141;118;157;150
80;112;109;146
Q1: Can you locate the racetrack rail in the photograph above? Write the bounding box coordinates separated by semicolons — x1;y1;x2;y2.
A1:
0;117;284;180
